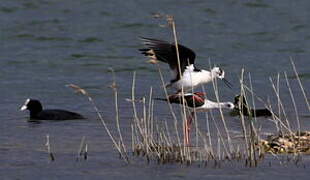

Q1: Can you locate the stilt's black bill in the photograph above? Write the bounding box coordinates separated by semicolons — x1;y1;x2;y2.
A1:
223;78;233;89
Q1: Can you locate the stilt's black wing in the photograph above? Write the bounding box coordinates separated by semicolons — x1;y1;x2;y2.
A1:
139;37;197;81
167;93;204;108
184;94;205;108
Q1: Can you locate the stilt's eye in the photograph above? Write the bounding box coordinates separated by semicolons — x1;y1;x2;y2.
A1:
218;69;223;76
215;68;225;79
226;103;234;109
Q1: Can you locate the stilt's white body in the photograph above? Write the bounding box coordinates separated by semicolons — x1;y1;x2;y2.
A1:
170;65;218;92
162;91;235;111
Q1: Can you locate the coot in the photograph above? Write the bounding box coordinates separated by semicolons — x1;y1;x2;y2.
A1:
20;99;85;120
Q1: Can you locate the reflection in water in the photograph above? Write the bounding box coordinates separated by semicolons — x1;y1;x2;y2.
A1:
287;73;310;80
27;120;42;127
243;2;270;8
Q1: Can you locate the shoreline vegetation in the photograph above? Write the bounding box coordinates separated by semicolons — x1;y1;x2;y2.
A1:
65;15;309;167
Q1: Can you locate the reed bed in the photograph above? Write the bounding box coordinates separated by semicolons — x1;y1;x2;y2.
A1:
65;60;309;167
128;65;309;167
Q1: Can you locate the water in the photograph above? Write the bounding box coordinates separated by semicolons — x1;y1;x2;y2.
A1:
1;0;309;179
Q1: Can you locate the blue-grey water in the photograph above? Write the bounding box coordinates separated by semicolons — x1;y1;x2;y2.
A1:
1;0;310;179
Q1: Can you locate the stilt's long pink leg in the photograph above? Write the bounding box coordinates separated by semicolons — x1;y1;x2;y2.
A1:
184;119;189;145
184;112;195;145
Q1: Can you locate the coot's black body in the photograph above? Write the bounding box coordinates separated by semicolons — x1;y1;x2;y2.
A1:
232;95;272;117
21;99;85;120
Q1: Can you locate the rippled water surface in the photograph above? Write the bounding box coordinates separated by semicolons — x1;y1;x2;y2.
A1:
1;0;310;179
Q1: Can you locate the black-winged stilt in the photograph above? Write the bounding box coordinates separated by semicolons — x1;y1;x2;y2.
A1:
139;37;233;92
156;92;234;145
156;92;234;111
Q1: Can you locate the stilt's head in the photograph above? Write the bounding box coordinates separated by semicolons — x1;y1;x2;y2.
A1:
211;67;233;89
211;67;225;79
